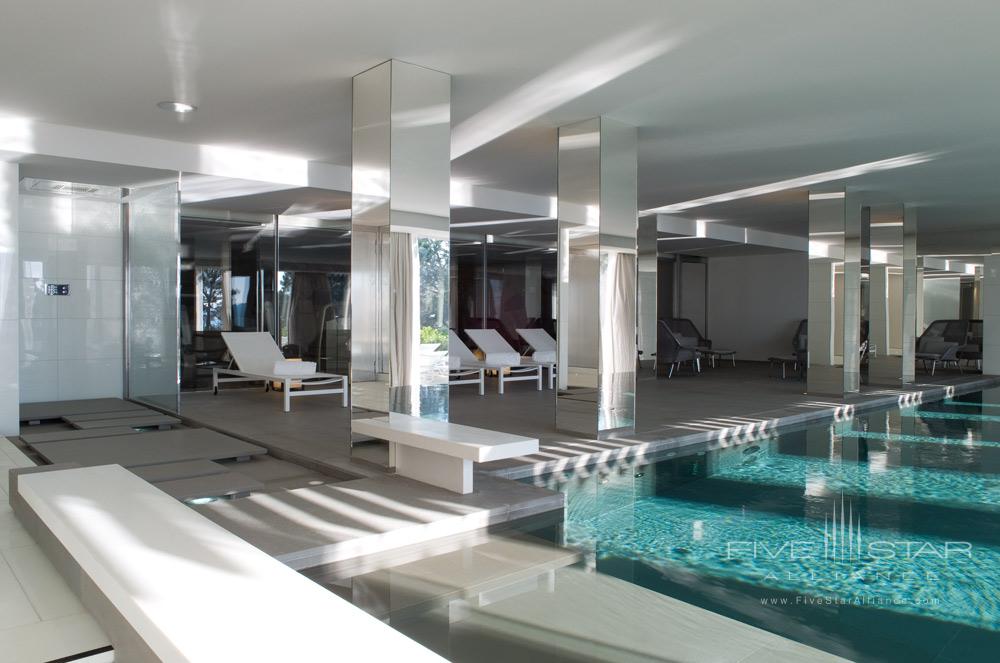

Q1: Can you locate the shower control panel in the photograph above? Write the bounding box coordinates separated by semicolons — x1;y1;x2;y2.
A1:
45;284;70;296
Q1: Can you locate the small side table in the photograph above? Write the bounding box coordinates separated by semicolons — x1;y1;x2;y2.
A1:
699;348;736;368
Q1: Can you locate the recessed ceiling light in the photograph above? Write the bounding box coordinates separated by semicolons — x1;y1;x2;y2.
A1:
157;100;197;113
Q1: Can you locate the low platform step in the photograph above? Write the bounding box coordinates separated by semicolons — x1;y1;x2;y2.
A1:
154;471;264;502
68;414;181;430
62;409;157;423
33;428;267;468
19;398;148;422
130;459;229;483
21;427;141;446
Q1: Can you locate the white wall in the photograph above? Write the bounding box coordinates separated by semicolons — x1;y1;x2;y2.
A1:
18;184;123;402
0;163;18;434
679;261;706;333
922;277;961;330
707;252;807;362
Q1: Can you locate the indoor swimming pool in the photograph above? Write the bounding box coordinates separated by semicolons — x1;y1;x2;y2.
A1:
538;387;1000;662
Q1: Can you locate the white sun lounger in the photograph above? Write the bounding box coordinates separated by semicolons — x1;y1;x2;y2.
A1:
516;328;558;388
447;341;486;395
447;330;488;395
462;328;548;392
214;332;348;412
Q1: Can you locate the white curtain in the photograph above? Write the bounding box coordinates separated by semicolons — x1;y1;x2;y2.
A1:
600;251;637;374
389;232;419;386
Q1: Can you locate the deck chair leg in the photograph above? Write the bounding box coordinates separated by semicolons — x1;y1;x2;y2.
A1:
342;378;348;407
479;369;485;396
499;371;505;395
283;379;291;412
931;360;937;376
212;368;219;395
536;368;543;391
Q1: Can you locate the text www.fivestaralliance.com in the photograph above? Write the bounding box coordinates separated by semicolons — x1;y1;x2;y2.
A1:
760;596;940;607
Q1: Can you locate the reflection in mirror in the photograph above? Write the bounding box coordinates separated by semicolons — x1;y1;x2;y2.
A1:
807;189;847;395
277;215;351;376
179;215;276;391
868;205;905;385
902;206;918;382
174;173;355;462
448;220;559;434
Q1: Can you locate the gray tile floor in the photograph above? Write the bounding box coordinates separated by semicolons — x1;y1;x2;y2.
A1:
181;363;999;482
0;438;111;662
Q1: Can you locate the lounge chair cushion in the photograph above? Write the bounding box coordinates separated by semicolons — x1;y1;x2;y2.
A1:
531;350;557;363
678;336;699;349
273;360;317;376
484;351;521;366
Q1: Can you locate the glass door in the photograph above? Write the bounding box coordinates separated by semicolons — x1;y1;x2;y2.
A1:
126;180;180;411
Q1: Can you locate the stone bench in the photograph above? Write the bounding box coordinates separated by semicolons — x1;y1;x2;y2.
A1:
11;464;444;662
352;415;538;494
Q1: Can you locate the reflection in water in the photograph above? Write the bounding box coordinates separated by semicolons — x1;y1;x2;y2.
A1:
532;391;1000;662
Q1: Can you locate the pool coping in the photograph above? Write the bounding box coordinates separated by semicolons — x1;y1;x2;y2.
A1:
483;376;1000;481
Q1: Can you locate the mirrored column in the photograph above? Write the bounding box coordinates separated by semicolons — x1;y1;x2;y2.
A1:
869;206;905;385
637;216;658;372
807;190;845;394
556;118;637;437
901;206;918;383
351;60;451;420
844;202;865;393
983;252;1000;375
807;189;864;395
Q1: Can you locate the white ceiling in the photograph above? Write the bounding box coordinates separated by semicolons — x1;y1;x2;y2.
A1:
3;1;1000;253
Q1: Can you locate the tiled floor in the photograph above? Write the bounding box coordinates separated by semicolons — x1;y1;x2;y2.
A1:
182;364;1000;482
0;437;111;663
313;533;850;663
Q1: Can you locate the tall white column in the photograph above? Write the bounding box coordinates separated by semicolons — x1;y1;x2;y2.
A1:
983;252;1000;375
556;117;637;437
350;60;451;420
0;162;18;434
637;216;658;370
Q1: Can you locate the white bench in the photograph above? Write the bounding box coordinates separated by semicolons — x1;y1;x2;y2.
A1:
12;465;444;663
352;415;539;494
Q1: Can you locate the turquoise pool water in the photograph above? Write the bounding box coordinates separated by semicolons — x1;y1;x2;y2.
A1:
537;387;1000;662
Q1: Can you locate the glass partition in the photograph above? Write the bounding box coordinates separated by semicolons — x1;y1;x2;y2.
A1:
450;238;557;349
179;216;276;390
127;180;180;410
276;215;351;374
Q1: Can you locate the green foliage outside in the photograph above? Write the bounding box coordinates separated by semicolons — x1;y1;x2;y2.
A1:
420;325;448;348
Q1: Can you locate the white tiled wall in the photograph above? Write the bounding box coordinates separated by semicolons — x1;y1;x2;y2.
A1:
18;185;123;402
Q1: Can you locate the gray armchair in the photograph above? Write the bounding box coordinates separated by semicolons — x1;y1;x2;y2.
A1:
656;320;701;378
915;337;961;375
